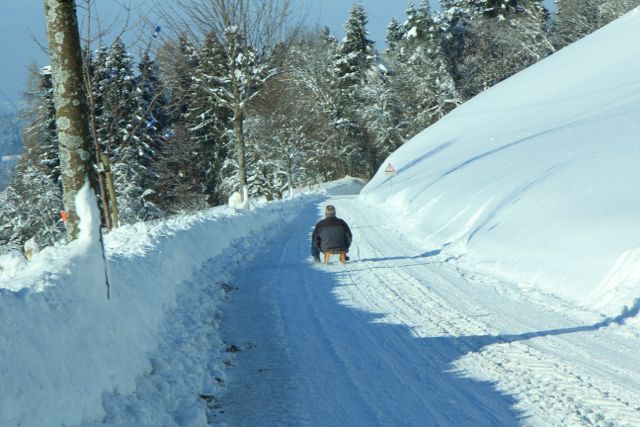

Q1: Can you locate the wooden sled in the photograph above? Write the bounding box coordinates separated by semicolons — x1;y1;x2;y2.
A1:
324;250;347;264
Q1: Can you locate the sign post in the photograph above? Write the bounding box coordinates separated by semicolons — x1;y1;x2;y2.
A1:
384;163;396;189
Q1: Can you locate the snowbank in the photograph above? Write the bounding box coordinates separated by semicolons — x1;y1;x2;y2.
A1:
0;192;317;427
360;9;640;317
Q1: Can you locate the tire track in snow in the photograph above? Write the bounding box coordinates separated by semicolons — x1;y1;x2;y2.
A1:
458;342;640;427
218;202;388;426
219;192;639;426
341;196;640;427
221;196;522;426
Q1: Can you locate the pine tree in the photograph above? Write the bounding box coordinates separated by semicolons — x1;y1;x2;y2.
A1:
454;0;553;99
97;38;162;223
333;3;378;177
553;0;601;48
285;30;346;181
186;32;232;204
403;1;420;40
385;18;405;51
0;67;64;252
335;4;375;90
385;2;460;137
552;0;640;49
483;0;521;19
597;0;640;25
356;70;406;164
23;67;60;186
154;35;210;212
132;52;169;218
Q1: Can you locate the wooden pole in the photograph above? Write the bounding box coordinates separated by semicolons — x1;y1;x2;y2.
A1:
101;153;120;228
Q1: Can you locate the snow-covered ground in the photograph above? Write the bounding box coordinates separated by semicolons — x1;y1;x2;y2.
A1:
2;7;640;427
217;185;640;426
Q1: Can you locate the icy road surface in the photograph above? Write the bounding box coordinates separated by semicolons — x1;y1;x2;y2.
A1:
216;184;640;427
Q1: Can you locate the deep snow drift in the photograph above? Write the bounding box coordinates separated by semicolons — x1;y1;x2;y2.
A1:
0;191;322;427
361;8;640;318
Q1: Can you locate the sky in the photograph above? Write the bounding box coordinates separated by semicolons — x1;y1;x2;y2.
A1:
0;0;555;107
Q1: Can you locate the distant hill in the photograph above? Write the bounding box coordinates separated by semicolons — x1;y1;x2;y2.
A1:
0;110;22;156
0;110;22;190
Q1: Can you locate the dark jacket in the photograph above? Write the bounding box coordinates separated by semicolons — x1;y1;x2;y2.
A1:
312;216;352;253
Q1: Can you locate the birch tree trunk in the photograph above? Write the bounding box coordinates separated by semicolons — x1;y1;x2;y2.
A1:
44;0;94;239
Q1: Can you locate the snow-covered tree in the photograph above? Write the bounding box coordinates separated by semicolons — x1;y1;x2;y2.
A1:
23;67;59;185
553;0;640;49
384;2;460;137
131;52;170;217
96;38;163;224
284;30;347;180
598;0;640;24
552;0;601;48
185;32;232;204
0;67;65;252
158;0;295;202
598;0;640;23
356;70;406;165
482;0;522;19
242;70;319;199
335;4;375;91
213;29;273;201
153;35;211;213
454;0;553;99
385;17;404;50
333;3;379;177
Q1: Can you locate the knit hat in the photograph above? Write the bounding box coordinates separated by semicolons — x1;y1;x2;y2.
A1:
325;205;336;217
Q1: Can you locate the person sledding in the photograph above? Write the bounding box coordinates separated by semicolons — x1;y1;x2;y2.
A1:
311;205;352;264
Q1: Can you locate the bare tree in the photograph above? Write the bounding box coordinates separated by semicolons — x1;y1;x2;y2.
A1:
155;0;298;201
44;0;96;239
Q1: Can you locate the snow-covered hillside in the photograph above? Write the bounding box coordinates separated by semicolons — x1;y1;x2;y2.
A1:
361;8;640;318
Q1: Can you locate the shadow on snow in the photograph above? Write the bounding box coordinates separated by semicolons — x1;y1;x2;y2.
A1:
218;202;633;426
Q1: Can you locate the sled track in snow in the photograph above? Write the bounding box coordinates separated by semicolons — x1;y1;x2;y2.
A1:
344;199;640;427
218;192;640;426
460;342;640;427
346;257;640;426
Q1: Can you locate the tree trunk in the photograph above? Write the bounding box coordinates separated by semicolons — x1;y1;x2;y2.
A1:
368;142;377;179
233;112;247;199
44;0;95;240
286;151;294;198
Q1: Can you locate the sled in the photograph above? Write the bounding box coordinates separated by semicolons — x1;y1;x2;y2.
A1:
324;250;347;264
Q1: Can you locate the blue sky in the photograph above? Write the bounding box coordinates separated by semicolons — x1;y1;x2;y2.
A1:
0;0;554;106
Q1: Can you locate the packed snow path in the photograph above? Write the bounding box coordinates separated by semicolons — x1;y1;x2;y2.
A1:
216;183;640;427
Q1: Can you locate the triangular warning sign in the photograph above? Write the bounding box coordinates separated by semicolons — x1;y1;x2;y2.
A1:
384;163;396;174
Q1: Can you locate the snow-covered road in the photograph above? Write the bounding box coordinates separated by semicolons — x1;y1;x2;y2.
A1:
216;183;640;426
